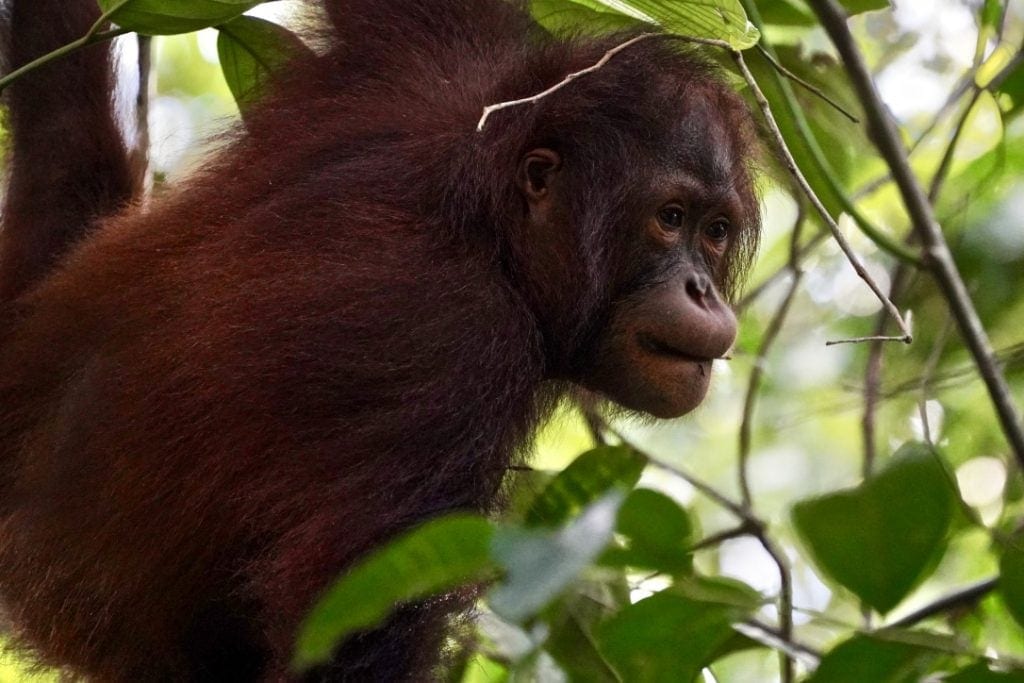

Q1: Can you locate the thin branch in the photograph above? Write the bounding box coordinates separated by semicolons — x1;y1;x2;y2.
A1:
888;577;998;628
594;417;796;681
737;619;821;664
826;334;912;347
809;0;1024;469
0;22;129;93
758;534;795;683
918;317;952;445
739;204;805;506
724;46;914;345
477;32;659;132
733;201;804;682
736;229;827;313
645;452;750;521
854;47;1024;203
596;418;752;521
858;56;980;468
862;264;914;476
928;89;984;204
754;44;858;123
690;522;757;552
739;0;920;266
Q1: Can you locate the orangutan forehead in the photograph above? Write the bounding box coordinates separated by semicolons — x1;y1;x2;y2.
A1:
661;111;741;189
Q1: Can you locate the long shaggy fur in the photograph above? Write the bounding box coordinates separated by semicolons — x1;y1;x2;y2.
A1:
0;0;758;679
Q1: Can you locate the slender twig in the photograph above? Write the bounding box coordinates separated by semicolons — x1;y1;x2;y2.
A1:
595;416;795;681
477;32;659;131
888;578;998;628
0;22;128;93
809;0;1024;469
858;66;978;466
738;204;805;507
690;522;757;552
827;333;913;347
862;265;914;476
854;47;1024;203
725;46;914;345
739;0;920;266
645;453;751;520
754;44;858;123
757;534;795;683
928;90;984;204
737;619;821;664
917;317;953;445
736;229;827;313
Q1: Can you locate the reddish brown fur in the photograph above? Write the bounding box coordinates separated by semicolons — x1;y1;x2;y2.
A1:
0;0;759;680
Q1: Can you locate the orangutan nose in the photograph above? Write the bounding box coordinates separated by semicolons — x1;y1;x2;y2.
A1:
685;272;712;307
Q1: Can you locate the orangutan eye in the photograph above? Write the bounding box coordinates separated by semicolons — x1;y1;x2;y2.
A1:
705;219;730;243
658;206;684;230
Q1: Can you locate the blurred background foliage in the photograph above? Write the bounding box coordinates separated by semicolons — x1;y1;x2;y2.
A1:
2;0;1024;681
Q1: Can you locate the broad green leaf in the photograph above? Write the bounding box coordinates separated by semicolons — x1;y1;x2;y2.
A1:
601;488;695;574
999;537;1024;630
596;586;756;682
292;515;496;671
742;46;865;218
544;591;623;683
530;0;760;50
523;445;645;527
531;0;640;34
489;492;624;623
756;0;816;26
673;575;762;610
995;57;1024;120
98;0;264;35
838;0;891;13
544;575;631;682
757;0;887;22
217;16;312;114
946;662;1024;682
792;442;957;614
804;633;943;683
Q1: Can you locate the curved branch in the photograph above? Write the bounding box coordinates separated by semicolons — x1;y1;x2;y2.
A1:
809;0;1024;470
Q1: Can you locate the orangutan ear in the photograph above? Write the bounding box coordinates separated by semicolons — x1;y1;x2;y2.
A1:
518;148;562;204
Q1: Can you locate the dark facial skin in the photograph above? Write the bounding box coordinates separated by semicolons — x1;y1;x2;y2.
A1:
586;176;742;418
517;123;748;419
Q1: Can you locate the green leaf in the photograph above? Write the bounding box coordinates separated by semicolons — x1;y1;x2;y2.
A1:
999;537;1024;630
804;633;942;683
838;0;891;14
756;0;816;26
98;0;264;35
946;662;1024;682
596;587;755;682
523;445;646;527
488;492;624;623
292;515;496;671
531;0;641;34
673;575;763;610
601;488;695;574
530;0;760;50
217;16;312;114
544;591;623;683
792;442;957;614
996;58;1024;120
